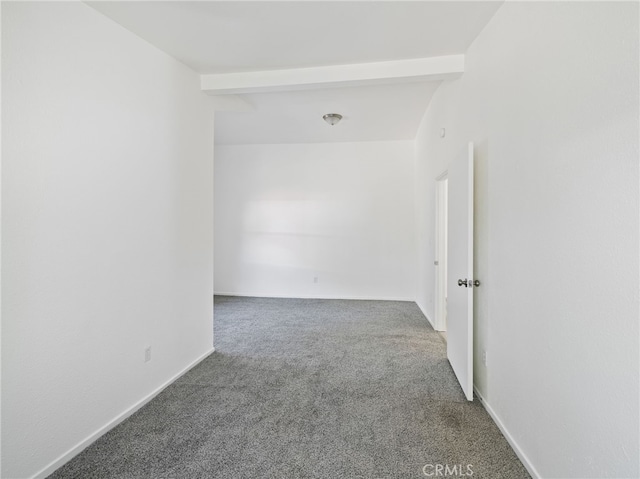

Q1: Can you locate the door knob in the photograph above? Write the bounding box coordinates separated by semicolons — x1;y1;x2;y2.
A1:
458;279;468;287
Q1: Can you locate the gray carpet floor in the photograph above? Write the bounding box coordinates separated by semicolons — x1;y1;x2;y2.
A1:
49;296;530;478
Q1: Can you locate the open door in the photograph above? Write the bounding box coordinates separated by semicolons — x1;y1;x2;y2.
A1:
447;142;475;401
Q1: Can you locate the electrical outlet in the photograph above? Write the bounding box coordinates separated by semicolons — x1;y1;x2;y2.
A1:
144;347;151;363
482;350;487;366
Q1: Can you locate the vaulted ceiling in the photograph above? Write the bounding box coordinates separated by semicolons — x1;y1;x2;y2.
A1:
88;1;503;144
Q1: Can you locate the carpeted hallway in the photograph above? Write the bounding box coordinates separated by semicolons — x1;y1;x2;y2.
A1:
50;296;530;478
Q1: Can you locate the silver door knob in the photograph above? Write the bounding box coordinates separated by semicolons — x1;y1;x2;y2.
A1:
458;279;468;287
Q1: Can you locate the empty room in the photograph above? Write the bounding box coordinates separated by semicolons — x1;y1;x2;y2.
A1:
2;1;638;478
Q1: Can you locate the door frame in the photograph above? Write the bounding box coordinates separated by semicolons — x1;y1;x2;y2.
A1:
435;171;448;332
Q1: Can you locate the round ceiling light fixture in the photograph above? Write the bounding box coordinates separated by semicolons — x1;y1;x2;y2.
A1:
323;113;343;126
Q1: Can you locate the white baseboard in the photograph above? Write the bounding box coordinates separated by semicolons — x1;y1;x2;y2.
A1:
473;386;540;479
214;291;415;302
32;348;215;479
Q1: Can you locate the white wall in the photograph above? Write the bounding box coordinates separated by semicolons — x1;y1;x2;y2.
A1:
0;2;3;475
2;3;214;478
415;2;638;478
214;141;415;300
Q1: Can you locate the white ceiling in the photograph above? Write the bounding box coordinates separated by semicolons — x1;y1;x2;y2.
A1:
215;81;441;144
88;2;503;74
87;1;504;144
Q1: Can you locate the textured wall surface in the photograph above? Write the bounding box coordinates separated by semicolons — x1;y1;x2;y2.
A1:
214;141;416;301
414;2;639;477
2;3;214;477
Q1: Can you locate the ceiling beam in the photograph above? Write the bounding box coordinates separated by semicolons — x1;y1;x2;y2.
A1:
201;55;464;95
210;95;254;112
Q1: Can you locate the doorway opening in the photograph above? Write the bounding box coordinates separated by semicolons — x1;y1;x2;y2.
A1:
435;173;448;334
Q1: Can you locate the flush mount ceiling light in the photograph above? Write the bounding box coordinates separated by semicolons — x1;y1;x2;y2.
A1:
323;113;343;126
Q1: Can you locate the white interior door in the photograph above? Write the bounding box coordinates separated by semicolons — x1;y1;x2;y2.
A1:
447;142;474;401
